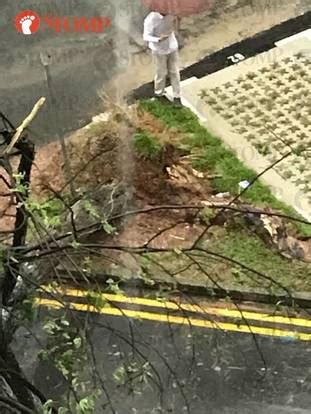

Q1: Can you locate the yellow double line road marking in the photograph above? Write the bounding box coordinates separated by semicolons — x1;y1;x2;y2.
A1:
49;287;311;328
35;288;311;341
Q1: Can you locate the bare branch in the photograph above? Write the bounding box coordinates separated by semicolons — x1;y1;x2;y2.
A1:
2;98;46;155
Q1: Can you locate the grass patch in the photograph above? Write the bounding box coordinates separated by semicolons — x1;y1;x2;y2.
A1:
144;228;311;293
133;130;163;160
211;229;311;292
139;99;311;236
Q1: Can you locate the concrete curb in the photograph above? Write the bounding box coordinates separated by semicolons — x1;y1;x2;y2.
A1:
60;271;311;309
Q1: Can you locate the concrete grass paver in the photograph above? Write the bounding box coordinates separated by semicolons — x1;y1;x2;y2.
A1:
179;39;311;221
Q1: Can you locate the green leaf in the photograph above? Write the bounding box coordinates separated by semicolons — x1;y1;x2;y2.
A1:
74;337;82;349
78;396;96;413
102;221;116;234
71;240;81;249
113;366;126;385
83;200;100;219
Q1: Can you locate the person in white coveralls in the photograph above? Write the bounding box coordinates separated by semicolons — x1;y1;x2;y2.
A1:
143;10;182;106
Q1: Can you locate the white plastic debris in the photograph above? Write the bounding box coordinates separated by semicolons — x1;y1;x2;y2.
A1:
239;180;251;190
215;192;231;198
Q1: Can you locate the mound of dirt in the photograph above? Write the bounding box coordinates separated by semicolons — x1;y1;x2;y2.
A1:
0;108;213;237
59;110;215;249
3;108;308;263
63;110;212;207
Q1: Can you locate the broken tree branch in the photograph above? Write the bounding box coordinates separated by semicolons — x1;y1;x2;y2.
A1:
3;97;46;155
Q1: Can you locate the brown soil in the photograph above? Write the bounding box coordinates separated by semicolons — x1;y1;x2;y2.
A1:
0;109;214;249
64;110;214;249
32;141;64;196
134;110;182;146
2;109;309;264
64;109;213;207
0;140;64;234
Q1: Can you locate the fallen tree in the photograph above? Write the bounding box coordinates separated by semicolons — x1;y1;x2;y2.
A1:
0;102;310;413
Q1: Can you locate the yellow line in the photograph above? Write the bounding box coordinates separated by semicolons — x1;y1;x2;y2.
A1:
44;287;311;329
35;298;311;341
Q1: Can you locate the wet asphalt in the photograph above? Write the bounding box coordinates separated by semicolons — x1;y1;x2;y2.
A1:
29;312;311;414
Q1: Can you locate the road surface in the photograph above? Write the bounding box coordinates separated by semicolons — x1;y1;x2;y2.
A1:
21;288;311;413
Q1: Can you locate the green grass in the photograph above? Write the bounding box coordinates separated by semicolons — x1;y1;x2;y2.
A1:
211;229;311;292
144;228;311;293
133;130;163;159
139;99;311;236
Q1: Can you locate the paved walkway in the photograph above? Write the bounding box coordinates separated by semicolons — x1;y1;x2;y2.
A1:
169;32;311;221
